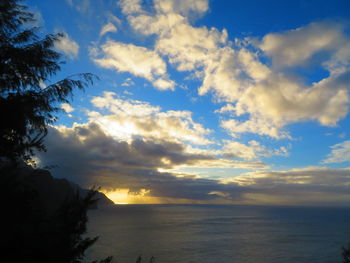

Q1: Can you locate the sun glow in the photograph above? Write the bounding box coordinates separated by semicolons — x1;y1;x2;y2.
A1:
97;118;137;141
103;189;130;204
103;188;236;204
103;188;153;204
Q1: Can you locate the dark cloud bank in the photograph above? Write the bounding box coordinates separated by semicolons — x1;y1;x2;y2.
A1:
38;123;350;205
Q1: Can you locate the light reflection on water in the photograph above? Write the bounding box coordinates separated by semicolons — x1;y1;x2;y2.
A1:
87;205;350;263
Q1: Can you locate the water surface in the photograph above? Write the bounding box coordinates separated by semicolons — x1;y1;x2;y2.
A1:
87;205;350;263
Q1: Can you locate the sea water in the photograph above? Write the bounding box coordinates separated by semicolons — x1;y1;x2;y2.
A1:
87;205;350;263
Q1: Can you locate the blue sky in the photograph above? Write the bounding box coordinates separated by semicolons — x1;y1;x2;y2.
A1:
28;0;350;205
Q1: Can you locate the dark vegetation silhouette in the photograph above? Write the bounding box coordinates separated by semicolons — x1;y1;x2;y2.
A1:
0;0;112;262
344;244;350;263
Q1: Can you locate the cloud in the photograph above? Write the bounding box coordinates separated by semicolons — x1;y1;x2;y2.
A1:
94;41;164;80
36;91;273;202
322;140;350;164
229;166;350;186
206;25;350;138
120;0;209;17
107;13;122;25
214;104;236;115
153;0;209;17
219;70;350;138
119;0;143;15
225;167;350;206
221;116;289;139
38;90;350;206
100;22;117;36
260;21;347;68
152;78;175;90
93;41;175;90
61;103;74;113
221;140;289;160
38;125;350;205
123;4;276;136
121;78;135;87
54;33;79;59
88;91;212;145
120;1;350;139
37;122;260;202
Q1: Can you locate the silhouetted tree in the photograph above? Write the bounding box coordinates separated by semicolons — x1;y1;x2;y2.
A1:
0;1;111;262
0;0;94;164
0;165;112;263
49;189;113;263
343;244;350;263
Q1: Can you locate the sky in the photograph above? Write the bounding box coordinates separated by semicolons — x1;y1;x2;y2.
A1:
27;0;350;206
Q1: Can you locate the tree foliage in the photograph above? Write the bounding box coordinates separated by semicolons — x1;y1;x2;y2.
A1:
0;165;112;263
0;0;94;163
344;244;350;263
0;1;111;262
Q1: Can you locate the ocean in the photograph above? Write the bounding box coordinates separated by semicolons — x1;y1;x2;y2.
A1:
87;205;350;263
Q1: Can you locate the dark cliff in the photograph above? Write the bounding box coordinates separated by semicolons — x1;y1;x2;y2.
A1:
4;164;114;212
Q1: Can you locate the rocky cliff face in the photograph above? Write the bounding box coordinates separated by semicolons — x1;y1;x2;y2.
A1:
8;164;114;212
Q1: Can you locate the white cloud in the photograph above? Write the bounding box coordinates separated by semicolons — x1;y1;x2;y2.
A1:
119;0;143;15
89;91;212;145
322;140;350;164
123;6;280;137
221;117;290;139
221;140;289;160
54;33;79;59
152;78;175;90
93;41;174;90
324;42;350;74
153;0;209;17
94;41;164;80
215;27;349;138
189;158;268;169
121;78;135;87
120;0;209;17
85;93;277;169
260;22;347;67
114;1;350;139
61;103;74;113
156;24;228;72
100;22;117;36
215;104;235;114
219;71;350;138
128;13;186;36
